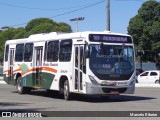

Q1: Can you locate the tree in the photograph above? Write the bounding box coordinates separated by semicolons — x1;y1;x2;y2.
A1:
0;18;72;64
58;22;72;32
25;18;72;36
13;27;27;39
0;28;16;61
25;18;57;31
27;23;56;35
128;0;160;66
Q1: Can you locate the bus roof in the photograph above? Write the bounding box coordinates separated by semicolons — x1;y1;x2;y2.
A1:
5;31;132;45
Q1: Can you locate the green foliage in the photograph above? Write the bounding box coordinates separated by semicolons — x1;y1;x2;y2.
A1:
25;18;72;36
12;28;27;39
27;23;56;35
25;18;57;31
0;18;72;63
128;0;160;63
58;22;72;32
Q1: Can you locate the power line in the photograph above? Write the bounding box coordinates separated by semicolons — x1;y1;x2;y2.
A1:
49;0;105;18
0;1;102;11
7;0;105;27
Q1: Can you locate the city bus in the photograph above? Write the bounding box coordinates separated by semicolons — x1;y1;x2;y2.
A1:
3;31;136;100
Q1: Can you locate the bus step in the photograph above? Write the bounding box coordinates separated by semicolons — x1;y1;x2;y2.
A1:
33;86;42;90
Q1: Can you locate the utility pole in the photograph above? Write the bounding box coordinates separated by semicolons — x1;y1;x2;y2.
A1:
70;17;85;32
106;0;110;31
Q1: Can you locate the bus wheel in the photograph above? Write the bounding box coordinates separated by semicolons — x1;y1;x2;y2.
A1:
64;80;72;100
155;80;160;84
16;77;28;94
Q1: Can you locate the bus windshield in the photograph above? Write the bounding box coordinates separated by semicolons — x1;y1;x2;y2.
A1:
89;44;135;80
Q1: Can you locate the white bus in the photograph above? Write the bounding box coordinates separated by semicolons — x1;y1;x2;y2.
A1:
3;31;136;100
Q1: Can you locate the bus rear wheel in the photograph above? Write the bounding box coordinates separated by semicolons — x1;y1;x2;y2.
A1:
64;80;72;100
17;77;31;94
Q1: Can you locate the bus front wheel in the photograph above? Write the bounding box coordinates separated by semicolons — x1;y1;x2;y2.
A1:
64;80;72;100
155;80;160;84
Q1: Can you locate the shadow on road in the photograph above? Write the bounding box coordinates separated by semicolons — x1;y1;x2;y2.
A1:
12;90;156;103
0;102;30;107
68;94;156;103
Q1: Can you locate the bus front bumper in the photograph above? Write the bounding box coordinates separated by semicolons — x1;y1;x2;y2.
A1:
85;82;135;95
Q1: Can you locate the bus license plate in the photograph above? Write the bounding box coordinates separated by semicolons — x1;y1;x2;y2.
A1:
110;91;119;94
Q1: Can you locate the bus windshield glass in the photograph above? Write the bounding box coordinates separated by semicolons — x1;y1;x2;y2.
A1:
89;44;134;80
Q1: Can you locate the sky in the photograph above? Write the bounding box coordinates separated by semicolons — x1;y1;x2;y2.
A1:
0;0;158;34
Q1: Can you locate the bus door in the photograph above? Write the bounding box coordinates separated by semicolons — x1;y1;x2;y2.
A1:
34;47;43;86
74;45;86;92
8;48;15;84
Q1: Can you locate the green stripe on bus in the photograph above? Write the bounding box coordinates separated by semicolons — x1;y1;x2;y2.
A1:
4;72;55;90
23;72;55;89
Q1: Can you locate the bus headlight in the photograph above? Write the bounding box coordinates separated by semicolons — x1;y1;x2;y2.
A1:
89;75;99;85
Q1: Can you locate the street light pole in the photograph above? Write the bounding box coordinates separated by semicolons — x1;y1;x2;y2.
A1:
76;20;78;32
70;17;85;32
106;0;110;31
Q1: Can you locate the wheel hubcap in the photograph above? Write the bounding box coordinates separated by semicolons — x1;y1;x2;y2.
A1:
18;83;21;91
64;82;68;98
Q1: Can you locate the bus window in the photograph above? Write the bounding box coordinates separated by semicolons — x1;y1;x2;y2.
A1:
24;43;33;62
59;39;72;62
47;41;59;62
15;44;24;62
5;45;9;61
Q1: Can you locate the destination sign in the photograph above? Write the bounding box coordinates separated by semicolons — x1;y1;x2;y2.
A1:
89;34;132;43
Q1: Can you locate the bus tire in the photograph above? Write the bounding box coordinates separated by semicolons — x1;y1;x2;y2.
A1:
64;80;72;100
17;77;29;94
155;80;160;84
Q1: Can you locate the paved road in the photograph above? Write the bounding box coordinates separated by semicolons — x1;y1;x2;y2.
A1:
0;84;160;120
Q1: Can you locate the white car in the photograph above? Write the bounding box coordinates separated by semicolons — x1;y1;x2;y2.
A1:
137;70;160;84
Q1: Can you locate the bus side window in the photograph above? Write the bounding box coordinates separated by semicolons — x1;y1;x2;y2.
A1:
24;43;33;62
15;44;24;62
5;45;9;61
59;39;72;62
47;40;59;62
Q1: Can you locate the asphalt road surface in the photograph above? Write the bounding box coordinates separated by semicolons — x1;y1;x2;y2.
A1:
0;84;160;120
